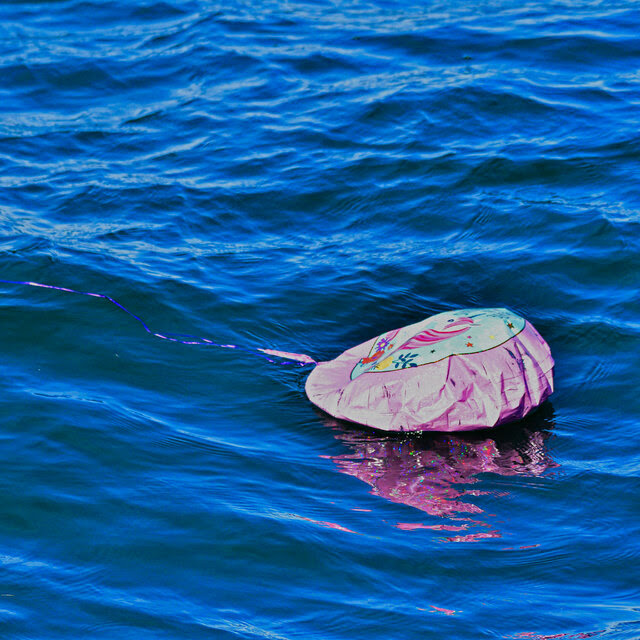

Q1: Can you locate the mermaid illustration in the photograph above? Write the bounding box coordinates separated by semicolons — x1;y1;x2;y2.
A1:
358;317;475;367
399;316;474;350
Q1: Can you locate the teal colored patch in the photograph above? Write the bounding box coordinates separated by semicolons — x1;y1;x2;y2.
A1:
350;308;525;380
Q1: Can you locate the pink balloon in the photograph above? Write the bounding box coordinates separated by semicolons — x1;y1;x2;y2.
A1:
306;308;554;432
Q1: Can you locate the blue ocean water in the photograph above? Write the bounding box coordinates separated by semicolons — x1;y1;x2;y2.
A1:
1;0;639;638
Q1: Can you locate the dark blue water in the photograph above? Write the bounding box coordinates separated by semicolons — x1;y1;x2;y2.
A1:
1;1;639;638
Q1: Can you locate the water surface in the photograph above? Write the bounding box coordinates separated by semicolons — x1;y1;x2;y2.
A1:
0;1;639;638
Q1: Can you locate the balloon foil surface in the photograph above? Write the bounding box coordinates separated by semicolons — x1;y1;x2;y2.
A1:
305;308;554;432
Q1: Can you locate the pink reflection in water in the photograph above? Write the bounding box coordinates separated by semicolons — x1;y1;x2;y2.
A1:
429;604;457;615
512;631;603;639
287;513;359;535
323;412;557;540
396;522;468;532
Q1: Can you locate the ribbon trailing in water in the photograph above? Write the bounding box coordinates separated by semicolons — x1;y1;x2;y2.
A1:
0;278;317;367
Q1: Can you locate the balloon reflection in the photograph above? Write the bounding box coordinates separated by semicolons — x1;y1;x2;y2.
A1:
323;406;557;541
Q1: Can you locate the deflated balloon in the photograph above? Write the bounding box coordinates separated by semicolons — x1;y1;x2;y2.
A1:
305;308;554;432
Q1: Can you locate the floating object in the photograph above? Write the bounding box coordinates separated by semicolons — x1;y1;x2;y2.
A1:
305;308;554;432
1;280;553;432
